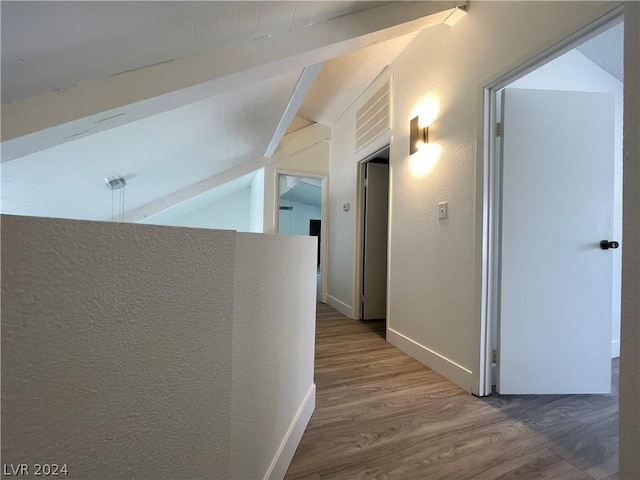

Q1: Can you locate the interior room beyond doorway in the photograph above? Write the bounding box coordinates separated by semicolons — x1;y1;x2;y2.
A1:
278;174;324;302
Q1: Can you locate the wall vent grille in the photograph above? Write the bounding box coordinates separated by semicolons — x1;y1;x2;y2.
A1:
355;80;390;150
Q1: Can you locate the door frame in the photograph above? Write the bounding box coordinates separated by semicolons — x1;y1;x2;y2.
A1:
474;6;624;396
354;145;391;320
274;169;329;304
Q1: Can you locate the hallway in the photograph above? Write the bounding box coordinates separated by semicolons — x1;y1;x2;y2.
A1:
285;304;618;479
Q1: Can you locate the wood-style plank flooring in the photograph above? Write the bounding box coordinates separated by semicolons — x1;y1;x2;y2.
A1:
285;304;618;480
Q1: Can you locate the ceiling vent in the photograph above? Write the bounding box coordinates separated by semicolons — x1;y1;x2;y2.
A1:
355;80;390;150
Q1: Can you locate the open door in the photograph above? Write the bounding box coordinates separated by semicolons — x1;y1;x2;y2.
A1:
498;88;616;394
361;161;389;320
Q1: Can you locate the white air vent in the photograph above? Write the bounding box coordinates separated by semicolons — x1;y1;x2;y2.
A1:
355;80;390;150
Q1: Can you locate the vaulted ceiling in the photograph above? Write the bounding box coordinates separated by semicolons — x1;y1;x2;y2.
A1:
0;1;464;221
577;21;624;81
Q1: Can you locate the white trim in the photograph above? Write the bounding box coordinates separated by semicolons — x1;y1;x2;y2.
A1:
320;176;329;304
265;63;324;157
385;135;395;328
387;328;472;393
611;339;620;359
353;143;392;320
354;161;366;320
475;5;624;397
326;295;353;319
263;383;316;480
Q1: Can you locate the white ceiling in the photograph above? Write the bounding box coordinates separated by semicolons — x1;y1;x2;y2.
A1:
1;1;457;222
1;70;300;220
1;1;386;104
298;31;420;125
141;171;258;225
577;21;623;81
280;176;322;209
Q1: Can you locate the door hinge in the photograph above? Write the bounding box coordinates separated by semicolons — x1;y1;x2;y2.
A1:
496;122;503;137
361;294;366;302
492;349;497;364
364;178;369;188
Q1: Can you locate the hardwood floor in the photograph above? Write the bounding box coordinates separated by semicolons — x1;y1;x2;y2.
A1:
285;304;618;480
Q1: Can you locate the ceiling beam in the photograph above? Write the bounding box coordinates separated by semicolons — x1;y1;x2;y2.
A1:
265;62;324;157
1;1;462;162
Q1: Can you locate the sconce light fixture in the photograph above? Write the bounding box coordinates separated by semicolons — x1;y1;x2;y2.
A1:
410;116;428;155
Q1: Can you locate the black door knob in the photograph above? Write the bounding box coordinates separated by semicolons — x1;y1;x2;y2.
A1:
600;240;620;250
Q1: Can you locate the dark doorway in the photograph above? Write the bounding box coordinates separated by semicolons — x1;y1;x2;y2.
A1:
309;219;321;267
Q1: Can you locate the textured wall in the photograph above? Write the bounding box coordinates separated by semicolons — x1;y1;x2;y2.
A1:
327;79;391;317
1;215;317;480
328;1;621;390
620;2;640;478
1;215;235;479
231;233;317;480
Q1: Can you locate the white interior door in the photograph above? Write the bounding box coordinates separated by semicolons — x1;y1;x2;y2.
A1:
362;162;389;320
498;88;615;394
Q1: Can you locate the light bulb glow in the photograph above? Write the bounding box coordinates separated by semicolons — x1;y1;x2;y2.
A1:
409;143;442;176
415;97;440;128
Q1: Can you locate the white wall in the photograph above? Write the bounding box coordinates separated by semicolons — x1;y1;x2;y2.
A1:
326;93;391;318
505;48;623;358
328;1;622;391
1;214;317;480
263;124;329;234
231;233;317;480
278;200;321;236
143;187;251;231
1;215;235;479
249;168;265;233
620;3;640;478
264;123;329;302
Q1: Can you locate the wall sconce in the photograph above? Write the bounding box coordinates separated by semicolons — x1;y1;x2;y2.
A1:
410;116;428;155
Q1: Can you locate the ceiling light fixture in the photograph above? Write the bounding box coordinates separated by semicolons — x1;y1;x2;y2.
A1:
106;178;127;190
105;177;127;222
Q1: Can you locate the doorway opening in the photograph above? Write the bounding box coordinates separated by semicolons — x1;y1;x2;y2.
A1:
479;11;623;396
355;146;390;322
277;173;327;303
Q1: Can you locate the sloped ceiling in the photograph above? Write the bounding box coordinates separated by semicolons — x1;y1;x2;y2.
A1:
1;1;461;222
141;171;258;225
577;21;623;81
298;31;420;125
280;176;322;209
1;1;386;104
1;71;300;220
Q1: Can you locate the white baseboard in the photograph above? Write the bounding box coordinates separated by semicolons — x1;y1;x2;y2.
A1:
387;328;472;392
326;295;353;319
612;339;620;358
264;383;316;480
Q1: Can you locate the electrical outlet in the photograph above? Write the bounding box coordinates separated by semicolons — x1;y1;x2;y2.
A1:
438;202;448;219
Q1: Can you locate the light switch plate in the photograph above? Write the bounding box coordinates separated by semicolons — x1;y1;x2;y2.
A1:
438;202;448;219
